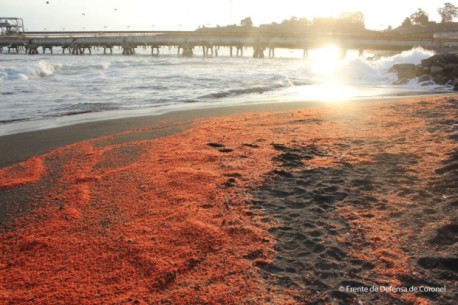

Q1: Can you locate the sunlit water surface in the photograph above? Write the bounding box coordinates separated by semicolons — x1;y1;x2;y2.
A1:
0;46;451;135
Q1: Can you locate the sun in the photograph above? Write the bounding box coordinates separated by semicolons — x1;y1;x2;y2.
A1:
310;45;343;76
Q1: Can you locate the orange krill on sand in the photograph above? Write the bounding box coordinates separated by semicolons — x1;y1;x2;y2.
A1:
0;96;457;304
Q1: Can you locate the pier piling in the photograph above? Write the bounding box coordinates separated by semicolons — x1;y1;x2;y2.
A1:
42;46;53;54
236;46;243;57
339;48;347;59
103;46;113;54
26;45;39;55
182;46;193;57
122;47;135;55
268;47;275;58
252;46;264;58
151;46;159;56
303;49;309;59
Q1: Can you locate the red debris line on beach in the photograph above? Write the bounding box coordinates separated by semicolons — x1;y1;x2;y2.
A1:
332;97;457;305
0;113;300;304
0;96;456;304
0;157;45;189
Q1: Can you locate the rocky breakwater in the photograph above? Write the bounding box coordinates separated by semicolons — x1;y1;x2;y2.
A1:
390;53;458;90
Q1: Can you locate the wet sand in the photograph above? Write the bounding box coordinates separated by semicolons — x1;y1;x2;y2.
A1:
0;101;314;168
0;96;457;304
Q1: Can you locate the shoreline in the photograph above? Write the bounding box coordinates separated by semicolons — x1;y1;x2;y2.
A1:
1;89;453;138
0;101;316;168
0;94;457;304
1;93;455;168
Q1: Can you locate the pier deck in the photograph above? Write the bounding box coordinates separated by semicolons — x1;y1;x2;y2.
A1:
1;30;456;57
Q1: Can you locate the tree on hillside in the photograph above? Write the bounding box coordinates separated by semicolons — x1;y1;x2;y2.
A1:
312;11;365;32
340;11;365;28
410;8;429;26
240;17;253;27
401;17;413;27
280;17;310;28
438;3;458;22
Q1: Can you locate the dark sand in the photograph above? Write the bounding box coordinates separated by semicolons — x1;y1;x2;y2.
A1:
0;96;457;304
0;101;315;168
250;98;458;304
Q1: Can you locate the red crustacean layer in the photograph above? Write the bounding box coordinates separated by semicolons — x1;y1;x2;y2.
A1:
0;96;456;304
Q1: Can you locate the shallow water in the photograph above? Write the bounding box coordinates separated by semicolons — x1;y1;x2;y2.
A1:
0;46;452;135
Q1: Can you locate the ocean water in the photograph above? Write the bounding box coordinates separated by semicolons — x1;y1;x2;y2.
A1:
0;46;452;136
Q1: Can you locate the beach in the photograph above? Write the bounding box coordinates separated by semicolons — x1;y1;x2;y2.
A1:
0;95;457;304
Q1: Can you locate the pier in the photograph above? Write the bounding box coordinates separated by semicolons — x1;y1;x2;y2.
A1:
1;30;457;58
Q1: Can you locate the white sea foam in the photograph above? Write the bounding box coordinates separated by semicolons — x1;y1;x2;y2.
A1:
0;60;59;80
320;47;436;85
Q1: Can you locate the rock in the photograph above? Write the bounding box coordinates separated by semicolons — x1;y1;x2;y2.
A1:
435;54;448;65
441;53;458;64
390;63;418;79
430;65;444;75
443;63;458;75
393;53;458;87
415;64;425;76
453;67;458;78
421;56;436;68
394;78;410;85
417;65;430;76
433;74;448;85
418;74;432;82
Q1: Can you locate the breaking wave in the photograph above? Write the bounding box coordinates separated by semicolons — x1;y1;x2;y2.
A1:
319;47;436;85
0;60;58;80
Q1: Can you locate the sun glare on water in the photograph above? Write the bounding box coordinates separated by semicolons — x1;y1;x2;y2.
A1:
294;45;358;102
310;45;343;76
291;83;357;102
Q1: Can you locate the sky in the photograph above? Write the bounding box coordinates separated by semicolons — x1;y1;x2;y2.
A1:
0;0;453;31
